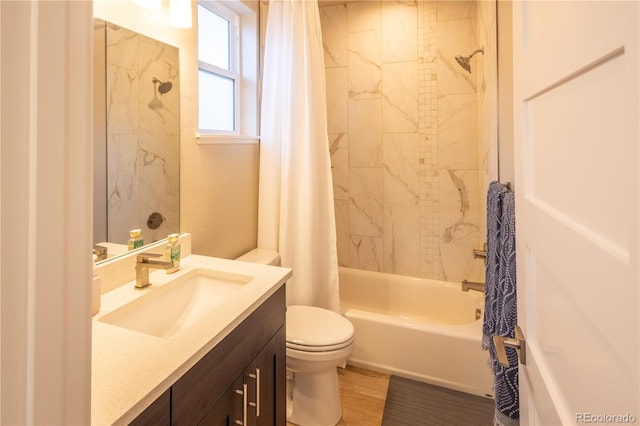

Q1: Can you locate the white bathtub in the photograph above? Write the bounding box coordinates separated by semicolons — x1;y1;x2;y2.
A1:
339;267;494;398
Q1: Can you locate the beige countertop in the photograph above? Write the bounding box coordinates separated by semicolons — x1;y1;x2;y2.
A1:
91;254;291;425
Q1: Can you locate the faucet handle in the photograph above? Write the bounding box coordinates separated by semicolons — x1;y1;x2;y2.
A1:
137;252;163;262
93;244;108;261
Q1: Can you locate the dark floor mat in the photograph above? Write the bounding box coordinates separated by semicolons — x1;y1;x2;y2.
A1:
382;375;494;426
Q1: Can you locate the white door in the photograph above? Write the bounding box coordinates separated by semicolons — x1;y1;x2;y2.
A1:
512;1;639;425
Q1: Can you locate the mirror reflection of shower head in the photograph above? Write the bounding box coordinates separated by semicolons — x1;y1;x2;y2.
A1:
455;47;484;74
152;77;173;94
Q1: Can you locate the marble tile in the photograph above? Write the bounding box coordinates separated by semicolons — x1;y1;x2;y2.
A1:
334;199;350;267
326;67;349;133
439;168;480;237
106;64;139;135
164;134;181;197
439;235;484;283
349;235;383;272
437;19;478;96
349;167;383;237
163;45;181;128
320;4;348;68
383;133;419;204
438;93;477;169
107;134;139;244
382;61;418;132
105;27;180;246
437;169;482;282
139;158;177;243
382;1;418;63
348;98;382;167
329;133;349;200
320;0;495;282
383;204;420;276
347;1;381;33
139;101;167;149
348;31;382;98
106;23;138;69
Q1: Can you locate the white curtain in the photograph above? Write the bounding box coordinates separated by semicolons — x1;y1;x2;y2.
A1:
258;0;340;312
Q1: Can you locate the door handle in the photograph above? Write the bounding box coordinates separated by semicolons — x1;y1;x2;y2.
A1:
493;326;526;367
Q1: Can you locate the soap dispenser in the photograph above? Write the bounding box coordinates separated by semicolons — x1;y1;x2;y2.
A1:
165;233;181;274
128;229;144;250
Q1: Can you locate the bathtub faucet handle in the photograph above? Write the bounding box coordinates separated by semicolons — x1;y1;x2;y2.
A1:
473;243;487;261
461;280;485;293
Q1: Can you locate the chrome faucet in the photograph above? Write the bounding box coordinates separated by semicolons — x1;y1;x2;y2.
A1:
135;253;174;289
461;279;485;293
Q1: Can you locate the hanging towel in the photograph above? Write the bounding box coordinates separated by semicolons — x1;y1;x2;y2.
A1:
483;182;519;426
483;182;509;350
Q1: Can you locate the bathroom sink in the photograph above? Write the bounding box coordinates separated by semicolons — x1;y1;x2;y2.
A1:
99;268;253;338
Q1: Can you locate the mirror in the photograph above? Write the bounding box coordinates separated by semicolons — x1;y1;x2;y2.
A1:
93;19;180;262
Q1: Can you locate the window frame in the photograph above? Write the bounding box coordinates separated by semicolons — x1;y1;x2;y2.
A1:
197;0;241;136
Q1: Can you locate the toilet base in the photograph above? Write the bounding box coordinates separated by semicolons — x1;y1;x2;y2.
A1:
286;367;342;426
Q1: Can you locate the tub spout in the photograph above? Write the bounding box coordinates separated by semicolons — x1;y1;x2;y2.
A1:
461;280;485;293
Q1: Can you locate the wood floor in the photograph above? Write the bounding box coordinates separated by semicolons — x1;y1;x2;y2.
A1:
287;365;496;426
336;366;390;426
286;365;390;426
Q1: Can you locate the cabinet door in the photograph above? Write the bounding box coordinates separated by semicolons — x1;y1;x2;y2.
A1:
245;326;286;426
199;375;245;426
172;287;285;425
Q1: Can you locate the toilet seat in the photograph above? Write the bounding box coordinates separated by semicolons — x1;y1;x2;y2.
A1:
287;335;355;352
286;305;355;352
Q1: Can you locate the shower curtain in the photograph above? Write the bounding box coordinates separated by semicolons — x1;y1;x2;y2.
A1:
258;0;340;311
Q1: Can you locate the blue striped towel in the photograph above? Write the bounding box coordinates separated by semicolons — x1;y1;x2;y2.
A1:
483;182;519;426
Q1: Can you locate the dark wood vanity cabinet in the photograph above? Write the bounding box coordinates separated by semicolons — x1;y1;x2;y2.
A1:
201;327;285;426
129;388;171;426
130;286;286;426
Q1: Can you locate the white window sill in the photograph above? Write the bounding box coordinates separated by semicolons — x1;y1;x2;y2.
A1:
197;134;260;145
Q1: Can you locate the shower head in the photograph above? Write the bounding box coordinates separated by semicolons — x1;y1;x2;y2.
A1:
454;47;484;74
152;77;173;94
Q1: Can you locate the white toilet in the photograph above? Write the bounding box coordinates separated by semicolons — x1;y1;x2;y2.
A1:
236;249;355;426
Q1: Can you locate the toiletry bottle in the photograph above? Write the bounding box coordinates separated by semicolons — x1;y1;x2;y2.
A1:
165;233;181;274
92;255;101;316
128;229;144;250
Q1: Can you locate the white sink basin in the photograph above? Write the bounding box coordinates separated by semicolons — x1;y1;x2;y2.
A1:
99;268;253;338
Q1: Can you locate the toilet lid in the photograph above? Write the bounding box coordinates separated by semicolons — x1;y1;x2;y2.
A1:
286;305;354;350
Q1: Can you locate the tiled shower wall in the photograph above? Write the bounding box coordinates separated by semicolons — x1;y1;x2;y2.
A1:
104;23;180;245
321;1;496;282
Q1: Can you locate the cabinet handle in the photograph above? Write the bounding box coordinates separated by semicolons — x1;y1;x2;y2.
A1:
234;383;248;426
248;368;261;417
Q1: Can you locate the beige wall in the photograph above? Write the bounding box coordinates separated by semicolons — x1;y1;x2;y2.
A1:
94;0;259;260
497;0;514;188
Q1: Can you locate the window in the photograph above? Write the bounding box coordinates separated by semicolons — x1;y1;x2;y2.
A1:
198;2;238;134
197;0;258;143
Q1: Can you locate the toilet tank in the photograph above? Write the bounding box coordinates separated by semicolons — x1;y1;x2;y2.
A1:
235;248;281;266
